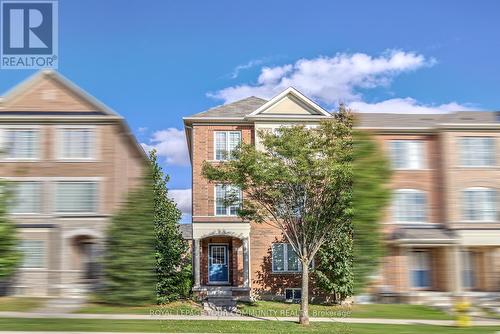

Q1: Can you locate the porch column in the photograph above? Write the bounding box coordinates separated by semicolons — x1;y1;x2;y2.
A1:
450;245;462;294
193;238;201;288
243;237;250;288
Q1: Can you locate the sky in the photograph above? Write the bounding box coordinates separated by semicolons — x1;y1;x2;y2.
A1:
1;0;500;222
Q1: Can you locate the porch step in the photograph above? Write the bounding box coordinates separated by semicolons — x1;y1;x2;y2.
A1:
203;297;237;313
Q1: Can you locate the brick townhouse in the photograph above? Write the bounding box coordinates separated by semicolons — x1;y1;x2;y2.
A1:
183;87;500;303
0;70;147;297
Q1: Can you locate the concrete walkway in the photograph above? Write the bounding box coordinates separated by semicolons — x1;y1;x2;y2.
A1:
0;311;500;326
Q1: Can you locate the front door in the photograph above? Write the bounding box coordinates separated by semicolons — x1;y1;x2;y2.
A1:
208;245;229;283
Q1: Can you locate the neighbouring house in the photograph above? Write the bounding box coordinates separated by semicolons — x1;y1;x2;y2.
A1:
0;70;147;297
183;87;500;303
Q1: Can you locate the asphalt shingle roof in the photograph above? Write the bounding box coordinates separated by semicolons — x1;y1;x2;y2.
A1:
188;96;267;118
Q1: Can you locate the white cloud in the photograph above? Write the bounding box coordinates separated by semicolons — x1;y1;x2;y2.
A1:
349;98;476;114
141;128;190;166
169;189;192;217
209;50;436;104
230;59;266;79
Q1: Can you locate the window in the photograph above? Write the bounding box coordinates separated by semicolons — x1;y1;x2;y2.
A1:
393;190;427;223
462;250;475;289
390;140;425;169
272;243;301;273
3;129;39;159
59;128;95;159
55;181;98;213
215;184;241;216
10;182;42;214
410;251;430;288
462;188;496;221
285;288;302;302
214;131;241;161
460;137;495;167
19;240;44;268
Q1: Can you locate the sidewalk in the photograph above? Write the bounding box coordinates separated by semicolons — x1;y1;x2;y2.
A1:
1;311;500;326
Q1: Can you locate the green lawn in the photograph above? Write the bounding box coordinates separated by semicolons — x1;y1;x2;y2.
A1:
0;318;497;333
237;301;453;320
0;297;46;312
75;300;202;315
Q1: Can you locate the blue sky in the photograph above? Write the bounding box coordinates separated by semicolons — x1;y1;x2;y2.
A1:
1;0;500;221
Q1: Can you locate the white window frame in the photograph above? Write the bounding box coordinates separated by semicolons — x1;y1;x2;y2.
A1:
0;126;41;161
18;240;45;269
213;131;241;161
462;187;497;222
214;184;241;217
55;125;97;161
10;181;42;215
409;250;431;289
272;243;302;273
393;189;428;224
54;179;99;215
459;137;495;167
389;140;426;170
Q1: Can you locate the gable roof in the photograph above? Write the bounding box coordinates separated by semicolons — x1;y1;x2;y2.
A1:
247;87;332;118
0;70;119;116
187;96;267;119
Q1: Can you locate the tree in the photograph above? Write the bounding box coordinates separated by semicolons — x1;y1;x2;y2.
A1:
149;150;192;303
100;175;156;305
202;109;353;325
0;180;21;293
314;129;391;300
351;130;391;294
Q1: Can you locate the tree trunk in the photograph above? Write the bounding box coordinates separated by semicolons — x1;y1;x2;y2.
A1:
299;261;310;325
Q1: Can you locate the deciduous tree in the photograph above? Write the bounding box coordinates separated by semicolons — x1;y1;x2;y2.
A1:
202;109;353;325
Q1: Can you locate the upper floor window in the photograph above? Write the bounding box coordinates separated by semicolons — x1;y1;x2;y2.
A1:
393;189;427;223
272;243;301;273
462;188;496;222
3;128;39;160
55;181;98;214
19;240;45;268
214;131;241;161
459;137;495;167
58;128;95;160
10;181;42;214
215;184;241;216
390;140;425;169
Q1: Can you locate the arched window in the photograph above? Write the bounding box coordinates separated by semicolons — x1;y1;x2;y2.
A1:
393;189;427;223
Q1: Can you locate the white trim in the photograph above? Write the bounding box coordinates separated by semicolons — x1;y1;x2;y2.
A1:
207;243;230;284
247;87;332;118
271;243;302;273
392;189;428;224
0;126;42;162
53;179;100;215
214;184;242;217
213;130;241;161
54;125;98;161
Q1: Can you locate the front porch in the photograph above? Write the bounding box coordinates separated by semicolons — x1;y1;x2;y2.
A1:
191;223;251;301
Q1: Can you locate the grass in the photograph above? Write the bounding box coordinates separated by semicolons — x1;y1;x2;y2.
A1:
0;297;46;312
75;300;202;315
236;301;453;320
0;318;497;333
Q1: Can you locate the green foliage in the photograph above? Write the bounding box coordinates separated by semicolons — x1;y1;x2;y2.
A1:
100;175;156;306
314;126;391;298
203;109;353;323
0;181;21;282
314;222;353;302
150;150;192;303
352;130;391;294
